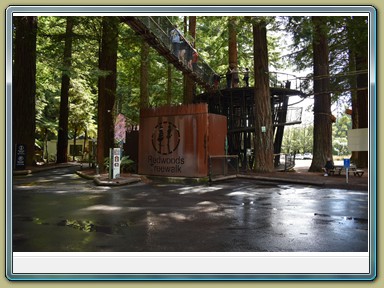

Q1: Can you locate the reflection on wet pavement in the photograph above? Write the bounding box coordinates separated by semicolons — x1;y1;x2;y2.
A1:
12;167;369;252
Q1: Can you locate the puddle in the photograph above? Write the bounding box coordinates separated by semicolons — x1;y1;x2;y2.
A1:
353;217;368;224
313;213;368;228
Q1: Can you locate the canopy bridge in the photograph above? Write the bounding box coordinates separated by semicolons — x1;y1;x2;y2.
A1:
120;16;217;90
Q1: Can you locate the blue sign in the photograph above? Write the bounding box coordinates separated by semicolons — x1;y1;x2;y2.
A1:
343;158;351;168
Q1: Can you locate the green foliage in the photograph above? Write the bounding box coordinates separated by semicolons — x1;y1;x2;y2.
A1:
332;113;352;156
36;16;100;146
195;16;284;80
120;156;135;173
282;125;313;154
282;113;352;156
282;15;368;100
68;78;97;139
104;155;135;173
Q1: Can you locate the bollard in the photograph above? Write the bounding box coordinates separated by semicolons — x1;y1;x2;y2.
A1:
343;158;350;184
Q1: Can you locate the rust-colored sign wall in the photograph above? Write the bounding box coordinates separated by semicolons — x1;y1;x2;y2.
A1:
138;104;227;178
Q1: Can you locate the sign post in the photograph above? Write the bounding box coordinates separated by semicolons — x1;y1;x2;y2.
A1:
14;144;26;170
343;158;350;184
109;148;121;179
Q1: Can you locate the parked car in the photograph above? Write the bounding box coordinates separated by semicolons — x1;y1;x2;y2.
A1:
303;153;313;159
295;154;304;160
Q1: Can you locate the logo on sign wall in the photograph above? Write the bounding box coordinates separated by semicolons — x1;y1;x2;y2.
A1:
152;121;180;155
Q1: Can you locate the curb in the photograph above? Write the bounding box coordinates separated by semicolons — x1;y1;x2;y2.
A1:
75;170;96;180
93;177;141;186
13;164;80;176
237;174;325;186
76;171;141;186
147;175;210;185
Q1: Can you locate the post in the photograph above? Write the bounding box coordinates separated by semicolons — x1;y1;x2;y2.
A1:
109;148;121;179
346;168;349;184
343;158;350;184
14;144;27;170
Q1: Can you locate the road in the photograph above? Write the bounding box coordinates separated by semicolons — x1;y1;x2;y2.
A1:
11;166;368;252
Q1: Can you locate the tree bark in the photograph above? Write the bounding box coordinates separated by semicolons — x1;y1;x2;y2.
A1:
189;16;196;46
348;45;359;163
184;16;197;104
140;39;149;108
309;16;333;172
13;16;38;167
228;17;238;69
354;17;368;168
56;17;74;163
97;17;119;172
252;18;274;173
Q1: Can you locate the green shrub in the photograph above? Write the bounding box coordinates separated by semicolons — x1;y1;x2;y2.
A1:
104;155;135;173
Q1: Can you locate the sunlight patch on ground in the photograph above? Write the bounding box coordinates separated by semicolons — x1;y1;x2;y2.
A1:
160;212;188;221
81;205;122;211
226;191;254;197
177;185;221;195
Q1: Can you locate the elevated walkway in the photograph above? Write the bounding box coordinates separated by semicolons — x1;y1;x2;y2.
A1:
120;16;217;90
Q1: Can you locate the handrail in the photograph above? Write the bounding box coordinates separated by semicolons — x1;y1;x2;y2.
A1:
123;16;218;90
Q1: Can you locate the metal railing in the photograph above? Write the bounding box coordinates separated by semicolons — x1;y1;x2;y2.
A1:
208;155;239;182
273;106;303;126
274;153;295;171
269;71;305;92
131;16;217;89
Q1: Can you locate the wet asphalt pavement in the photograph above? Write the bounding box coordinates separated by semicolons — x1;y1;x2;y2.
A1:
11;166;368;252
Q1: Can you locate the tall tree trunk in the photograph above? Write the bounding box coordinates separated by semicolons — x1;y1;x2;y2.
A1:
184;16;197;104
140;39;149;108
346;16;360;164
228;16;238;69
13;16;38;167
56;17;74;163
309;16;332;172
73;127;77;162
348;45;359;163
97;17;119;172
189;16;196;47
354;17;368;168
252;18;274;173
83;128;88;162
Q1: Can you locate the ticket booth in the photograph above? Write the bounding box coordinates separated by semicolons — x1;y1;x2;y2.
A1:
138;104;227;178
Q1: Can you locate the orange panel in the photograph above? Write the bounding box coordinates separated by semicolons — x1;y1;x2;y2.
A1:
138;104;227;178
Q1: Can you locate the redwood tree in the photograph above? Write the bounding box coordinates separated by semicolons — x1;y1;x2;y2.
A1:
13;16;38;167
140;39;149;108
348;19;359;163
97;17;119;171
228;16;238;70
252;18;274;173
184;16;196;104
309;16;333;172
56;17;74;163
354;16;368;168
